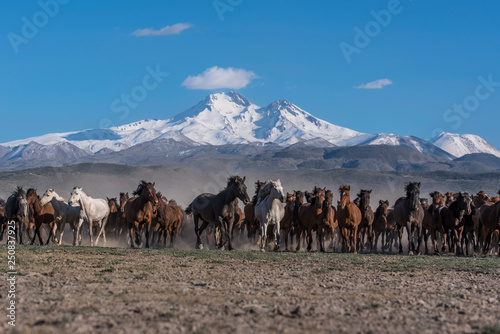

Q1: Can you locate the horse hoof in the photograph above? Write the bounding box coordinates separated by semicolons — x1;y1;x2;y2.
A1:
197;244;203;250
409;251;414;256
260;248;265;252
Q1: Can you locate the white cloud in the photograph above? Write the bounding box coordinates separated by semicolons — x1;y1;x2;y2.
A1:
182;66;258;90
355;78;393;89
131;23;193;37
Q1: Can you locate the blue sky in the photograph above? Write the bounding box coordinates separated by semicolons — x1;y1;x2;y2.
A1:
1;0;500;146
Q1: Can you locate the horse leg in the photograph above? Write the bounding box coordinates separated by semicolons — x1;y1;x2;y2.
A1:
406;222;414;255
260;223;267;252
416;225;423;255
273;223;280;252
397;225;403;254
193;215;202;249
198;220;210;250
227;218;234;251
295;226;302;252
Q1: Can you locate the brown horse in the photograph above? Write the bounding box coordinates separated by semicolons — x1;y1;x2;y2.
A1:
105;197;119;239
440;192;472;255
296;187;326;252
478;199;500;256
187;176;250;250
26;189;56;245
393;182;424;255
123;181;159;248
336;185;362;253
356;189;374;252
280;192;296;251
168;199;184;244
322;190;337;251
372;200;389;253
154;192;178;247
422;191;445;254
244;180;267;243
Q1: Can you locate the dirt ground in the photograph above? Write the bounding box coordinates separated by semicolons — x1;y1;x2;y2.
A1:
1;245;499;334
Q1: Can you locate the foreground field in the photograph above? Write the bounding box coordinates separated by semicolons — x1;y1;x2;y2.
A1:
1;246;499;334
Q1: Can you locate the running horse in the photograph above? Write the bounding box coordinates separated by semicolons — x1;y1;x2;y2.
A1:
356;189;374;251
5;187;29;244
440;192;472;255
26;189;56;245
296;187;326;252
244;180;267;242
372;200;389;253
393;182;424;255
187;176;250;250
123;181;159;248
69;187;110;247
255;180;285;252
336;185;362;253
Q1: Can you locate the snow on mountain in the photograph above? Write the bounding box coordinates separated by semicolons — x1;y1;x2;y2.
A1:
358;133;456;159
430;132;500;158
1;92;498;162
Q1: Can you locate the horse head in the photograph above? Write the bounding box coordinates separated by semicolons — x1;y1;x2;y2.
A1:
338;185;351;209
457;192;472;216
444;192;455;205
429;191;444;220
357;189;372;212
270;180;285;203
310;187;325;210
231;176;250;204
107;197;119;214
419;198;428;206
405;182;421;211
324;190;334;209
68;187;83;206
376;200;389;218
26;188;38;205
119;192;129;212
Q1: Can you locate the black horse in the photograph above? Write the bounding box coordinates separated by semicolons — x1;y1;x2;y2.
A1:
5;186;29;244
393;182;425;255
186;176;250;250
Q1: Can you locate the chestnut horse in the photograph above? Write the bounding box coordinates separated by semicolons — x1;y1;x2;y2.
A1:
336;185;362;253
244;180;266;243
393;182;424;255
106;197;119;240
478;200;500;256
296;187;326;252
444;192;455;206
187;176;250;250
123;181;158;248
231;207;245;243
27;189;56;245
422;191;445;254
372;200;389;252
322;190;337;251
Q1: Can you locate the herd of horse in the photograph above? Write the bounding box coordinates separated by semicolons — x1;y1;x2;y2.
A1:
1;177;499;256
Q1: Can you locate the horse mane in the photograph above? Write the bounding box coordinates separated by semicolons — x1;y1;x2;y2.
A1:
252;181;265;204
12;186;25;198
256;180;281;203
404;182;420;197
26;188;36;197
227;175;242;187
133;180;153;196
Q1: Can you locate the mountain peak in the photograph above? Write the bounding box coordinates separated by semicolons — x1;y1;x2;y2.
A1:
205;91;251;107
430;132;500;158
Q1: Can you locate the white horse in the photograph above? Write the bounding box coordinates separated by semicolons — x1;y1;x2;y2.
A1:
254;180;285;252
68;187;110;247
40;189;81;246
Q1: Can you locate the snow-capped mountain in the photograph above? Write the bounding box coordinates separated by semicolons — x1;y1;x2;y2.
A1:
430;132;500;158
1;92;499;170
357;133;456;159
1;91;370;152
